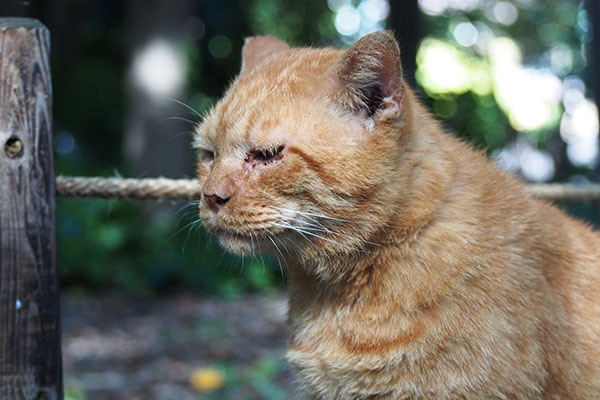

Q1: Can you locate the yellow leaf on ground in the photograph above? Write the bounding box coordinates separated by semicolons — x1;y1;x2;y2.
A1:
189;367;225;392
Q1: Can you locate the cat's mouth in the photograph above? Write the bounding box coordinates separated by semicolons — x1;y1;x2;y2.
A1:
202;212;297;255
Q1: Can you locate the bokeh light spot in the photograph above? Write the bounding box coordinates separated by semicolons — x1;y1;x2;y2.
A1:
132;39;184;99
492;1;518;25
453;22;478;47
208;35;233;60
335;5;361;36
54;130;76;155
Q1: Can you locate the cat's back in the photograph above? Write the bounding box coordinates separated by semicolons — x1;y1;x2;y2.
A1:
533;197;600;387
432;130;600;396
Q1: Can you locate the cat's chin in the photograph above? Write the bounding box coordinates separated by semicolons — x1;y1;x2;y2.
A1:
218;235;253;255
216;231;265;255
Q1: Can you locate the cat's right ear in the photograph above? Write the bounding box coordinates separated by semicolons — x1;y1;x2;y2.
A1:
240;36;290;75
329;31;404;122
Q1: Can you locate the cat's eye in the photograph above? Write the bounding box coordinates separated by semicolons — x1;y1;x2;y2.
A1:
199;149;214;163
247;145;285;163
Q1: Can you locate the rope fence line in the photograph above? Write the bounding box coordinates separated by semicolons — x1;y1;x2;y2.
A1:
55;176;600;202
56;176;202;200
526;183;600;202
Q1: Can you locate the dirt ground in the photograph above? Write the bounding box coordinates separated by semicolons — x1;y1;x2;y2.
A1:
61;292;295;400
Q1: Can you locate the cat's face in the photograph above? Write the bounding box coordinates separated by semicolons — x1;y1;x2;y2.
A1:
195;32;405;268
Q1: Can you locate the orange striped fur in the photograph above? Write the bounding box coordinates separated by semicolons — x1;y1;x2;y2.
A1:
195;31;600;399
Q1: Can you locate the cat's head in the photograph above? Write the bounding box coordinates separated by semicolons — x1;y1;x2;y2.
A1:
195;31;408;273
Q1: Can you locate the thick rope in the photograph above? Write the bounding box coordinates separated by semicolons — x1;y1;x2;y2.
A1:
526;183;600;201
56;176;202;201
55;176;600;202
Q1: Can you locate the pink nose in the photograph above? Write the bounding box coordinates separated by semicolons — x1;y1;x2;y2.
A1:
204;193;230;213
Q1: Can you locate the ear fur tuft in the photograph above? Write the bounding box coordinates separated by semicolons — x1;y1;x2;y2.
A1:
331;31;404;121
241;36;290;75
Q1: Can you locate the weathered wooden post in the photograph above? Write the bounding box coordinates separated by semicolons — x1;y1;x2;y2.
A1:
0;18;62;399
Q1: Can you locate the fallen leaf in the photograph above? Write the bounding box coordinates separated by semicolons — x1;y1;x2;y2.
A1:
190;367;225;392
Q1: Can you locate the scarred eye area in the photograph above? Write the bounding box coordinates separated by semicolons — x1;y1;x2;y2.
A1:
199;149;215;163
246;145;285;164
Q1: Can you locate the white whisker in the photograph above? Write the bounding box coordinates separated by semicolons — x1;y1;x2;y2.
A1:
159;116;196;124
271;206;354;224
270;221;364;252
168;97;203;118
266;233;287;282
171;218;203;240
279;214;381;248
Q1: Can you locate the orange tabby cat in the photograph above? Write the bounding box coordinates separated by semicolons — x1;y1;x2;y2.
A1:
195;31;600;399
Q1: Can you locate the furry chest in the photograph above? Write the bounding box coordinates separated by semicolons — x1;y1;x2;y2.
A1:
285;317;550;399
286;346;409;400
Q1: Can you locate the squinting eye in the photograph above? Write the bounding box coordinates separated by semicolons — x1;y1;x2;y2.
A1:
199;149;214;162
248;145;285;163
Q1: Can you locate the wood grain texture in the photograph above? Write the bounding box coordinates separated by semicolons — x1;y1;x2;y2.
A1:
0;18;62;400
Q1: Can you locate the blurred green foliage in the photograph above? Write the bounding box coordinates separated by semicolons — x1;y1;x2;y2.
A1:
245;0;337;45
417;0;592;155
57;197;283;296
416;0;599;225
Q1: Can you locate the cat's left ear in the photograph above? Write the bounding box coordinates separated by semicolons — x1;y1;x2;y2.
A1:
330;31;403;121
241;36;290;75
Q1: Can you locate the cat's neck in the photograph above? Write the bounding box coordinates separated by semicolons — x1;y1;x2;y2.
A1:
288;88;463;312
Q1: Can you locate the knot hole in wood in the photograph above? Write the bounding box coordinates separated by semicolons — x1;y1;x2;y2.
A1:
5;136;24;158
